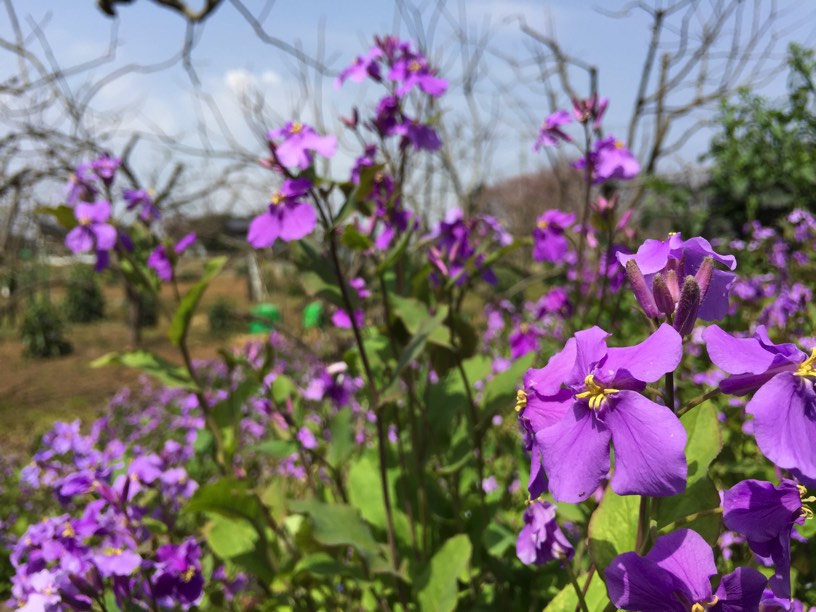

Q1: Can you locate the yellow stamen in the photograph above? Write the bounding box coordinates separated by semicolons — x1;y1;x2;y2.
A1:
575;374;619;410
290;121;302;134
78;216;92;226
270;191;284;206
62;524;75;538
537;219;549;230
691;596;719;612
795;348;816;378
408;59;422;72
515;389;527;412
614;140;624;149
181;566;196;583
799;485;815;520
104;547;123;556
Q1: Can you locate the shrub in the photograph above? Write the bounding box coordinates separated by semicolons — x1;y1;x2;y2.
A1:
208;298;237;335
64;266;105;323
20;300;72;358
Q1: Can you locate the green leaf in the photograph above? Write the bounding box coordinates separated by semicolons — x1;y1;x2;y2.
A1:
416;534;472;612
480;353;535;426
271;375;297;404
482;522;515;558
289;499;384;563
36;204;78;230
250;439;298;459
390;306;449;383
293;552;362;579
377;227;412;274
588;490;640;572
203;515;258;558
544;571;609;611
328;408;354;467
168;256;227;346
91;350;194;389
657;402;723;542
186;477;265;526
348;453;414;548
340;225;374;250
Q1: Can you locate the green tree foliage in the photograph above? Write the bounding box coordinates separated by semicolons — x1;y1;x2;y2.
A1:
706;45;816;235
64;266;105;323
20;300;72;358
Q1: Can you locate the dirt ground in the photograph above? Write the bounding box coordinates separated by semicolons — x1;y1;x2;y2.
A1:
0;268;304;457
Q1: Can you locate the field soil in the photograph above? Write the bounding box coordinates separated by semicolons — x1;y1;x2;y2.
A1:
0;267;304;458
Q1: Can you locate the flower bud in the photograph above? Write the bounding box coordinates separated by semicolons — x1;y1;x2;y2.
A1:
652;273;675;315
673;275;701;336
665;268;681;303
694;256;714;301
625;260;659;318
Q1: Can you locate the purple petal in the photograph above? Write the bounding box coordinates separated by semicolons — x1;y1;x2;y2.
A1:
645;529;716;603
536;403;611;503
605;391;687;497
703;325;778;375
604;324;682;384
523;387;572;433
523;338;577;396
722;479;802;543
697;270;735;321
747;372;816;481
573;326;610;376
93;223;117;250
174;232;197;253
278;201;317;241
605;551;686;612
247;211;282;248
618;238;671;275
65;226;93;253
714;567;767;612
678;236;737;271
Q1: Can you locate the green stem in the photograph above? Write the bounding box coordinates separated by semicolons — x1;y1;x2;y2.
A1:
665;371;675;412
563;560;590;612
677;388;721;417
658;507;723;533
636;495;653;554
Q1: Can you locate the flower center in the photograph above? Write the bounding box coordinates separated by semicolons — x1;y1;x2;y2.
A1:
614;140;624;149
537;219;549;230
270;191;284;206
515;389;527;412
104;547;123;556
290;121;303;134
795;348;816;379
408;59;422;72
62;523;75;538
79;216;92;226
575;374;619;410
690;596;719;612
181;566;196;583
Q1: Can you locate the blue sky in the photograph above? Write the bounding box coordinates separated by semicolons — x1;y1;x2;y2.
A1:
5;0;814;212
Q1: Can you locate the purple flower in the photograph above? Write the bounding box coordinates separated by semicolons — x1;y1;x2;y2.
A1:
703;325;816;481
152;540;204;608
533;110;572;150
388;52;448;97
393;119;442;151
521;324;687;502
123;188;160;222
335;46;382;88
533;209;575;262
574;136;639;183
267;121;337;170
509;323;539;359
248;178;317;248
722;479;808;600
297;427;318;450
90;153;121;187
618;233;737;324
147;233;197;282
515;501;574;565
606;529;767;611
92;544;142;577
66;163;98;205
65;201;117;254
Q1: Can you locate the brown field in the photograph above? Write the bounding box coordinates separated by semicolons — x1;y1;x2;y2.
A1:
0;265;305;458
